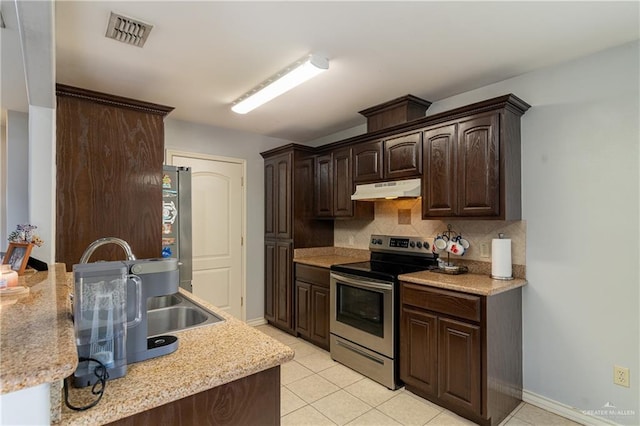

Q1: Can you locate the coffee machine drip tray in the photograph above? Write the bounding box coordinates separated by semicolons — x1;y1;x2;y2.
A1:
147;335;179;352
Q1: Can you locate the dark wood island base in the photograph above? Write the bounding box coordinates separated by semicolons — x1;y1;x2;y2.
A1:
109;366;281;426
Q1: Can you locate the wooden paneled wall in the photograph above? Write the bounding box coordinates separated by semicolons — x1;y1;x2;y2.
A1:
55;84;173;270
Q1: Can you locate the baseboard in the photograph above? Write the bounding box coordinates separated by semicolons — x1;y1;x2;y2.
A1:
245;317;267;327
523;389;618;425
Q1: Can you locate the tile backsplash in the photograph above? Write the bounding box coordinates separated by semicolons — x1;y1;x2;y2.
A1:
334;199;526;265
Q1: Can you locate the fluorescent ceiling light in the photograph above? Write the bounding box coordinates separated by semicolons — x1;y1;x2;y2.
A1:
231;54;329;114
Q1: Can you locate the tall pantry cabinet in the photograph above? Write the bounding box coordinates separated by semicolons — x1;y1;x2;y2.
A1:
261;145;333;334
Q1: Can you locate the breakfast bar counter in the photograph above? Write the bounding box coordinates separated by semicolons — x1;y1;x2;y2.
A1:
0;263;293;425
60;291;294;425
0;264;77;394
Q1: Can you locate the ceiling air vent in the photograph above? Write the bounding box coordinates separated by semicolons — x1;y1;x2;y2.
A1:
105;12;153;47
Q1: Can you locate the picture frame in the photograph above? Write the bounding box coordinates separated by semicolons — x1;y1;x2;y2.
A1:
3;242;33;275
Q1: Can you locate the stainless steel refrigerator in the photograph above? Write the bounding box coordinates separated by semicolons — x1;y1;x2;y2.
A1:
162;165;193;291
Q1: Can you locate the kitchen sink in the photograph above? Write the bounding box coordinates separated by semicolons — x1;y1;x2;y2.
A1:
147;293;224;337
147;294;182;310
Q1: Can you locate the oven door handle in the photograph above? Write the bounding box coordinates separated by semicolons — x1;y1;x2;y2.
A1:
330;272;393;291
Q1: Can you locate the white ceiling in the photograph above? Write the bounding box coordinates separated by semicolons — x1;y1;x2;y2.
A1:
16;2;640;142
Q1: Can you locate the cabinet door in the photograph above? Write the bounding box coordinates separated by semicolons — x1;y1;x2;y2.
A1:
333;147;354;217
310;286;330;348
264;159;277;239
275;241;293;331
264;240;276;322
275;153;293;238
353;140;383;183
422;124;457;218
400;306;439;397
314;154;333;217
438;317;481;415
295;281;311;338
384;132;422;179
457;113;499;217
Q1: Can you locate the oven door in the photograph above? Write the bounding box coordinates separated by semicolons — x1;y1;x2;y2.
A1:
330;272;393;358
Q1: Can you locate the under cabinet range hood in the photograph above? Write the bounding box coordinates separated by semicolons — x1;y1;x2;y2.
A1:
351;178;421;201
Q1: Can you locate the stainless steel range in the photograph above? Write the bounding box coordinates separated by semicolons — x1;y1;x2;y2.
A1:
330;235;438;390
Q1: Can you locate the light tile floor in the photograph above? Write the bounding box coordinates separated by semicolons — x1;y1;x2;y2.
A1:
255;324;582;426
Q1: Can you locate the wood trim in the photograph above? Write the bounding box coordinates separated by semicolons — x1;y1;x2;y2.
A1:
55;84;174;116
315;94;530;154
260;143;316;158
359;94;433;132
358;94;433;117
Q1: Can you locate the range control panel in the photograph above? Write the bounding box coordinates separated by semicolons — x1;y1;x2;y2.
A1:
369;234;431;255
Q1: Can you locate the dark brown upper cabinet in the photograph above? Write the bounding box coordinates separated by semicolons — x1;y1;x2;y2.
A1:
315;147;374;219
424;114;499;219
353;132;422;184
422;112;506;219
422;95;529;220
55;84;173;270
384;131;422;180
423;123;456;217
314;153;333;217
457;114;499;217
352;140;383;183
333;148;354;217
264;152;293;239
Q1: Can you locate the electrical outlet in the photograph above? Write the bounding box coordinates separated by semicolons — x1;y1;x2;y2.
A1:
480;242;490;258
348;235;355;246
614;365;630;387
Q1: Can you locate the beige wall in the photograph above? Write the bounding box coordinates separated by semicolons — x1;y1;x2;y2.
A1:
334;198;526;265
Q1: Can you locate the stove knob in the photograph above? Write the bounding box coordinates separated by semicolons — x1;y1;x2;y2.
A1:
371;238;376;245
377;238;383;245
416;241;422;249
409;241;415;248
423;242;430;250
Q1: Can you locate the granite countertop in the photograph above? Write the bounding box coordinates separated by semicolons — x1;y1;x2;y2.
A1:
0;264;78;394
0;262;293;424
59;288;294;425
398;270;527;296
293;246;369;268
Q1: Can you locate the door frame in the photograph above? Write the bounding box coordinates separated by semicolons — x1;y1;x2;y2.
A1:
165;149;247;321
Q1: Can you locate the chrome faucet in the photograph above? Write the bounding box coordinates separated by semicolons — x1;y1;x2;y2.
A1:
80;237;137;263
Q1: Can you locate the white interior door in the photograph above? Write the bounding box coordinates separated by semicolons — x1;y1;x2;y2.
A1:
166;151;245;320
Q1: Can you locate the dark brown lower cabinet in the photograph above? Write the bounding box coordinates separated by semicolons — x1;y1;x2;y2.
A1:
109;366;280;426
400;282;522;426
265;240;294;333
438;317;481;414
401;308;438;395
295;263;330;350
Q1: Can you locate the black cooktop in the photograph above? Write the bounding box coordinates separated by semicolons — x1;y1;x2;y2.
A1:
330;234;439;282
331;261;429;282
331;253;437;282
